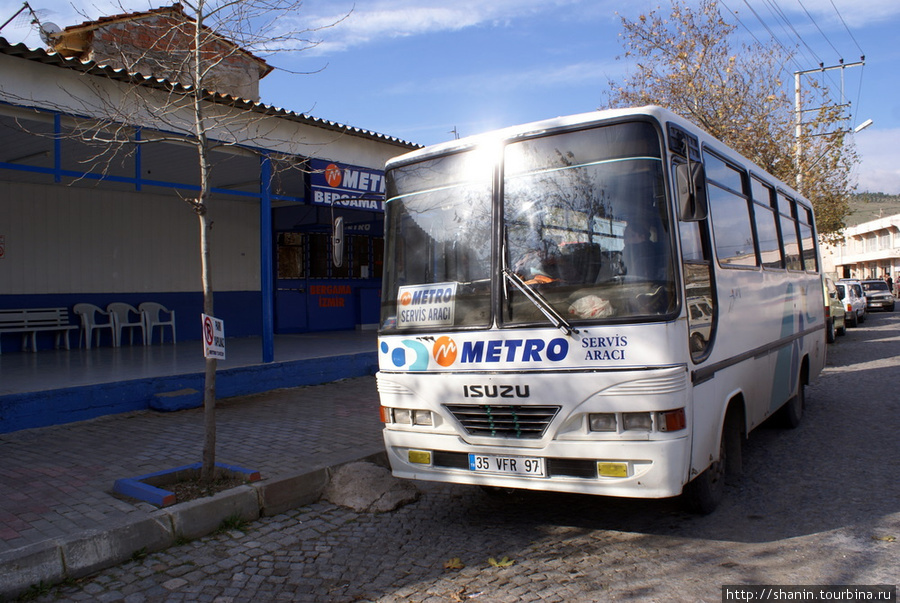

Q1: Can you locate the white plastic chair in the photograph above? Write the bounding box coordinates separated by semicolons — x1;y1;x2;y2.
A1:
107;302;146;346
73;303;115;349
140;302;176;345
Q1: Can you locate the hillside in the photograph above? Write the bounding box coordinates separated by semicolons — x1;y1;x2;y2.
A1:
846;192;900;227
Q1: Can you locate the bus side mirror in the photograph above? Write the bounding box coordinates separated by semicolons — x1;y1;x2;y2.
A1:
676;162;708;222
332;216;344;268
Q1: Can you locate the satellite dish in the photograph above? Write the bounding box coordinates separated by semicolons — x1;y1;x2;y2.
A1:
39;21;60;45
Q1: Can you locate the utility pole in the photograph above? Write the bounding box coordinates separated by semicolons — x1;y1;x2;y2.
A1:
794;59;865;189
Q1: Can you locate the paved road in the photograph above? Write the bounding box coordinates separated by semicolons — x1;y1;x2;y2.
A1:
27;313;900;602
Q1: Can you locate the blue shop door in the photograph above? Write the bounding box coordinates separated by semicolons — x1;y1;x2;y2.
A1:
274;233;309;333
275;285;308;332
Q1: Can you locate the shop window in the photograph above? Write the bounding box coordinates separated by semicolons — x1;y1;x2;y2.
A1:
351;236;370;278
309;233;330;278
373;236;384;279
277;232;305;279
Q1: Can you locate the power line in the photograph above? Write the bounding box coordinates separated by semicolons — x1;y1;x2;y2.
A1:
760;0;823;66
829;0;864;57
826;0;866;127
796;0;842;60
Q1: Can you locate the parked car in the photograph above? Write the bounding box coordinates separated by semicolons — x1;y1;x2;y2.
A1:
860;279;895;312
837;279;867;327
823;277;846;343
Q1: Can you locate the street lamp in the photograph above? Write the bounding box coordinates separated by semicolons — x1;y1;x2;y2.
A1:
854;119;874;134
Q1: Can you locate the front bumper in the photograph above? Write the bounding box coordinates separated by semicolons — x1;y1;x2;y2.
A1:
383;430;691;499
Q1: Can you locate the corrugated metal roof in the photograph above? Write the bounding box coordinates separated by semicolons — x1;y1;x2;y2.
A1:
0;35;421;150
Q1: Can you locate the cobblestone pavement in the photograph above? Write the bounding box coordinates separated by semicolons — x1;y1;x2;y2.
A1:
24;313;900;602
0;376;383;555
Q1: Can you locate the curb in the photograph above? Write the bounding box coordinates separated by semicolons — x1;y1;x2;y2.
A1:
0;449;387;600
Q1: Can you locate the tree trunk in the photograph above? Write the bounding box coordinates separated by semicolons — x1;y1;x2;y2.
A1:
198;206;217;483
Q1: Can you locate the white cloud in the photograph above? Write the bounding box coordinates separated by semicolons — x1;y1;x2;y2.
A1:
300;0;590;55
381;59;620;98
853;128;900;194
784;0;900;28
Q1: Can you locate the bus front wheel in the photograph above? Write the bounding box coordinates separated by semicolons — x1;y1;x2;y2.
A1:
683;409;742;515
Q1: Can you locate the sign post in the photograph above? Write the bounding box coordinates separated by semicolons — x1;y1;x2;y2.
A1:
202;314;226;359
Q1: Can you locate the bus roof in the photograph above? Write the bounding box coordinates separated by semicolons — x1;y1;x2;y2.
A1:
385;105;807;205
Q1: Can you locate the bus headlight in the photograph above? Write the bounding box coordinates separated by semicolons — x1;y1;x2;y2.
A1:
589;413;617;432
381;407;434;426
413;410;433;426
623;412;653;432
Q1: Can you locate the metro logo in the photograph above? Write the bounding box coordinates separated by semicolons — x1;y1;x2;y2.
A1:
433;336;457;367
400;291;413;306
325;163;342;187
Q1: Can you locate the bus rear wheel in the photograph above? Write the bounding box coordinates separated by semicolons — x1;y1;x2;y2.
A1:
777;379;805;429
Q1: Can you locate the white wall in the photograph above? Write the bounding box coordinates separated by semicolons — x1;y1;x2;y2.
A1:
0;181;259;294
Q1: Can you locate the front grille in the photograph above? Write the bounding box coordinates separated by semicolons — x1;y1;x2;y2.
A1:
444;404;560;439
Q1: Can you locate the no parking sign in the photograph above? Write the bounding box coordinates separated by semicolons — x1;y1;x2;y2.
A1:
202;314;225;359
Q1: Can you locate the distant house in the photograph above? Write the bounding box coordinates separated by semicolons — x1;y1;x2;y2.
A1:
48;3;272;101
820;214;900;280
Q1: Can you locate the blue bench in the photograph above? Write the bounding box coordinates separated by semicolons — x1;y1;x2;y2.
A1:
0;307;78;354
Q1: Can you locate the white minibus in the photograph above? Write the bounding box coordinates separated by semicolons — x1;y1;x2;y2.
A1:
376;106;826;513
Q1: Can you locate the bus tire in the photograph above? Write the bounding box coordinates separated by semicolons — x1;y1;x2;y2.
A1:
777;378;805;429
682;409;741;514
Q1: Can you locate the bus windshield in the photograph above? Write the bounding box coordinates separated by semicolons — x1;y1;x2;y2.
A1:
382;150;494;330
503;123;675;325
381;121;676;332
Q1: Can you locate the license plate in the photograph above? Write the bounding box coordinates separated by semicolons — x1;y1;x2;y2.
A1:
469;454;545;477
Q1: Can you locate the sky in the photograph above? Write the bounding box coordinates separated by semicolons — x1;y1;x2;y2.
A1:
3;0;900;194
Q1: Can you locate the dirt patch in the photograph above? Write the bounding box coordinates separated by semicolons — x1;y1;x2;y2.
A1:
168;475;248;504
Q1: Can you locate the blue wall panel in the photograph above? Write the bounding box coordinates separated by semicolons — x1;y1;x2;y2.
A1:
0;291;262;352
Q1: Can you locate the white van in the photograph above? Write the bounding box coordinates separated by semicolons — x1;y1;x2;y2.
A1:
836;279;867;327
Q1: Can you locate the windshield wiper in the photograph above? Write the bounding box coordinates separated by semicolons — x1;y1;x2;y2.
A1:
502;268;578;336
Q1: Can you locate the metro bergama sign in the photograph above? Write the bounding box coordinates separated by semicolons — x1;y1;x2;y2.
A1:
309;159;386;211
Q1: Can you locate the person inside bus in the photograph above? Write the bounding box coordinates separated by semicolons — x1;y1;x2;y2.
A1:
623;222;664;281
513;248;559;285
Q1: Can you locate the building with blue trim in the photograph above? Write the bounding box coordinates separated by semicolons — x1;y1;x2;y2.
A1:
0;6;419;363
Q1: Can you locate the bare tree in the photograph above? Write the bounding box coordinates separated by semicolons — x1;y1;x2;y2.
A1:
605;0;855;238
143;0;348;482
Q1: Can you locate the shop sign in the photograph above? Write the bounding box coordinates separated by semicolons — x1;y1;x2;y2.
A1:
309;159;386;212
